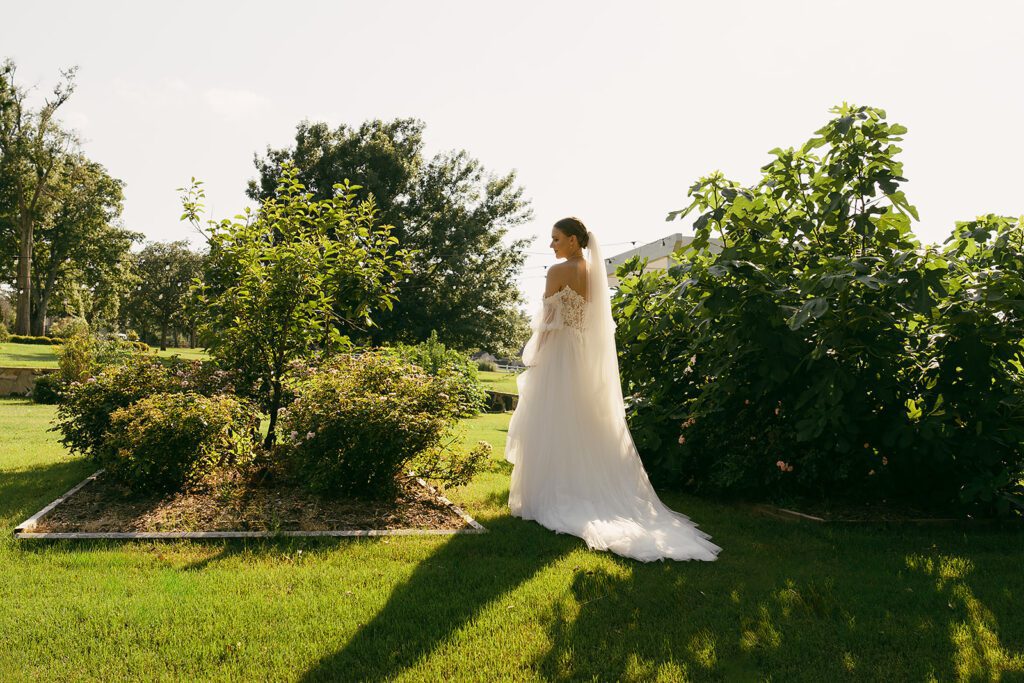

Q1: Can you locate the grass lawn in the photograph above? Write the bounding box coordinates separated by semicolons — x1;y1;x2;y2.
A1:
479;369;520;395
0;342;209;369
0;342;59;368
2;397;1023;680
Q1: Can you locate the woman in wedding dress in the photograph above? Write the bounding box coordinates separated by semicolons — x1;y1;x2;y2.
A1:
505;217;721;563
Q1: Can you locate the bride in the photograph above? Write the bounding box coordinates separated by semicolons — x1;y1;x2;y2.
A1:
505;217;722;562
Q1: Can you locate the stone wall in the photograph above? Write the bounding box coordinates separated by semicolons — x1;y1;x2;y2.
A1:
0;367;57;397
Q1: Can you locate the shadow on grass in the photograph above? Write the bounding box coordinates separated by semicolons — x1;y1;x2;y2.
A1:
299;514;579;682
0;457;94;532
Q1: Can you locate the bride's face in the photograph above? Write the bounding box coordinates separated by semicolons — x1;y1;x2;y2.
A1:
550;228;578;259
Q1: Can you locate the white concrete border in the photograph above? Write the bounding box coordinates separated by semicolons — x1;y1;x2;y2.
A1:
13;469;487;540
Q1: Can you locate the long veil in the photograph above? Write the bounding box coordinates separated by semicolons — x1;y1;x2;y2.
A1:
583;231;627;421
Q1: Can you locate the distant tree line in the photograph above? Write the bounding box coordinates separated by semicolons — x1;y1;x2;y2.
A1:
3;57;534;358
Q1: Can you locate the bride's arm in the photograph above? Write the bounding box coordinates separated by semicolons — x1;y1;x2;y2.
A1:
535;268;563;351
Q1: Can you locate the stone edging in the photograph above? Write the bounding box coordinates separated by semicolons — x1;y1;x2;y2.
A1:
13;469;488;540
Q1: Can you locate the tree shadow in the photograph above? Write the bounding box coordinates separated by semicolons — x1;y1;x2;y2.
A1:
1;457;95;532
298;514;578;682
528;528;1024;680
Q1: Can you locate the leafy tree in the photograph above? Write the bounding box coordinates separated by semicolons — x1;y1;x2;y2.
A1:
125;240;205;349
615;103;1023;515
29;153;138;334
248;118;532;353
182;164;413;448
0;58;78;334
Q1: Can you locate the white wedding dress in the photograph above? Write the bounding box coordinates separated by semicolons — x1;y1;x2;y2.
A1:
505;233;721;563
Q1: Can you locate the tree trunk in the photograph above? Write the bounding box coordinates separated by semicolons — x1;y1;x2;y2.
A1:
14;216;32;335
173;329;179;348
160;323;167;351
264;378;283;449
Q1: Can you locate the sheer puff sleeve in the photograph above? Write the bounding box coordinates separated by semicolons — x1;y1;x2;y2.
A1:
521;292;564;367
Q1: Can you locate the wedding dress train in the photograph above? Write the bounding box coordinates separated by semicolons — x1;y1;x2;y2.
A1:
504;237;721;563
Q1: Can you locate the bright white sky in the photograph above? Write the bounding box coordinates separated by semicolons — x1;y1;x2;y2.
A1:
3;0;1022;313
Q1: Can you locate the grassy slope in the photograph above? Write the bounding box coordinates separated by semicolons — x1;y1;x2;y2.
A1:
0;343;209;370
478;369;519;395
1;398;1022;681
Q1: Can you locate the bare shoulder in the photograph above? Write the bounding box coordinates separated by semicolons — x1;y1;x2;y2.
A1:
544;262;571;297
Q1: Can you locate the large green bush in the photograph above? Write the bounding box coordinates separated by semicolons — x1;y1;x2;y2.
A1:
384;330;489;417
279;350;488;499
615;104;1024;515
55;356;234;462
102;392;259;494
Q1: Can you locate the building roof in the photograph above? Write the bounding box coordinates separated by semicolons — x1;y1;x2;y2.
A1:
604;232;723;287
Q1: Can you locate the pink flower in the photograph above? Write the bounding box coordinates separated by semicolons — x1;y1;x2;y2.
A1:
744;399;750;405
774;408;780;415
777;461;794;472
306;432;315;440
678;435;686;444
863;442;869;449
868;469;875;476
882;457;888;466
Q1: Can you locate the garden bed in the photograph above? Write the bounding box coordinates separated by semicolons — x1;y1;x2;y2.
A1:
14;469;486;539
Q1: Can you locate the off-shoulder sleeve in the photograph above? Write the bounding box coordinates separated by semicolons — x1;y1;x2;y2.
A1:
521;294;563;366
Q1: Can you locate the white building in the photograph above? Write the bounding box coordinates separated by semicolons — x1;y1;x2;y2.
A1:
604;232;724;288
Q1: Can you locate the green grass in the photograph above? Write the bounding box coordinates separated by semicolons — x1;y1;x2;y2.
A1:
478;369;519;395
0;342;59;368
0;342;208;370
155;346;209;361
2;397;1023;680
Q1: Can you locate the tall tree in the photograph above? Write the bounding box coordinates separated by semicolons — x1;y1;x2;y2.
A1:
248;118;533;352
185;164;413;447
126;240;204;350
30;153;138;334
0;58;78;334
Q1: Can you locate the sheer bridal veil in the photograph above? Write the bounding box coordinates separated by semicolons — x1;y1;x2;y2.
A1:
583;231;628;422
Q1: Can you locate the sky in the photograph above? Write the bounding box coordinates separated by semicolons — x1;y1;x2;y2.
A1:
3;0;1023;313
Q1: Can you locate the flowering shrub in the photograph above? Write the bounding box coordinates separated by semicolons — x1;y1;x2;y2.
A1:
616;104;1024;515
55;356;235;462
279;350;486;499
102;392;259;494
384;330;489;417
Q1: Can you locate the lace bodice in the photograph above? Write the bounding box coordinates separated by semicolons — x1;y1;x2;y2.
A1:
543;286;586;332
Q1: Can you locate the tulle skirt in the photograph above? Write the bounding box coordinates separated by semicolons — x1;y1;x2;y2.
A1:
505;326;722;562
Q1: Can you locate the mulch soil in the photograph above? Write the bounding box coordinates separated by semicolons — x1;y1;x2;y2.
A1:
32;470;472;533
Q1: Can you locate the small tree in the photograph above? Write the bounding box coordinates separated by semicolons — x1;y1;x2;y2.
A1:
181;163;413;447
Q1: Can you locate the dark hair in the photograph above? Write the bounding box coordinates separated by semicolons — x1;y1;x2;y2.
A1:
553;217;589;249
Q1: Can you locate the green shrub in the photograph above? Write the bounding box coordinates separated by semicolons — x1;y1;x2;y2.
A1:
102;392;259;494
31;372;62;404
56;332;144;385
8;335;61;345
385;331;488;417
477;359;498;372
49;317;89;339
55;356;232;463
616;104;1024;516
279;350;485;499
0;322;9;343
56;357;175;461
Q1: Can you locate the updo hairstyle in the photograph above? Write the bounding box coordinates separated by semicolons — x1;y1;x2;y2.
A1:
553;217;590;249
